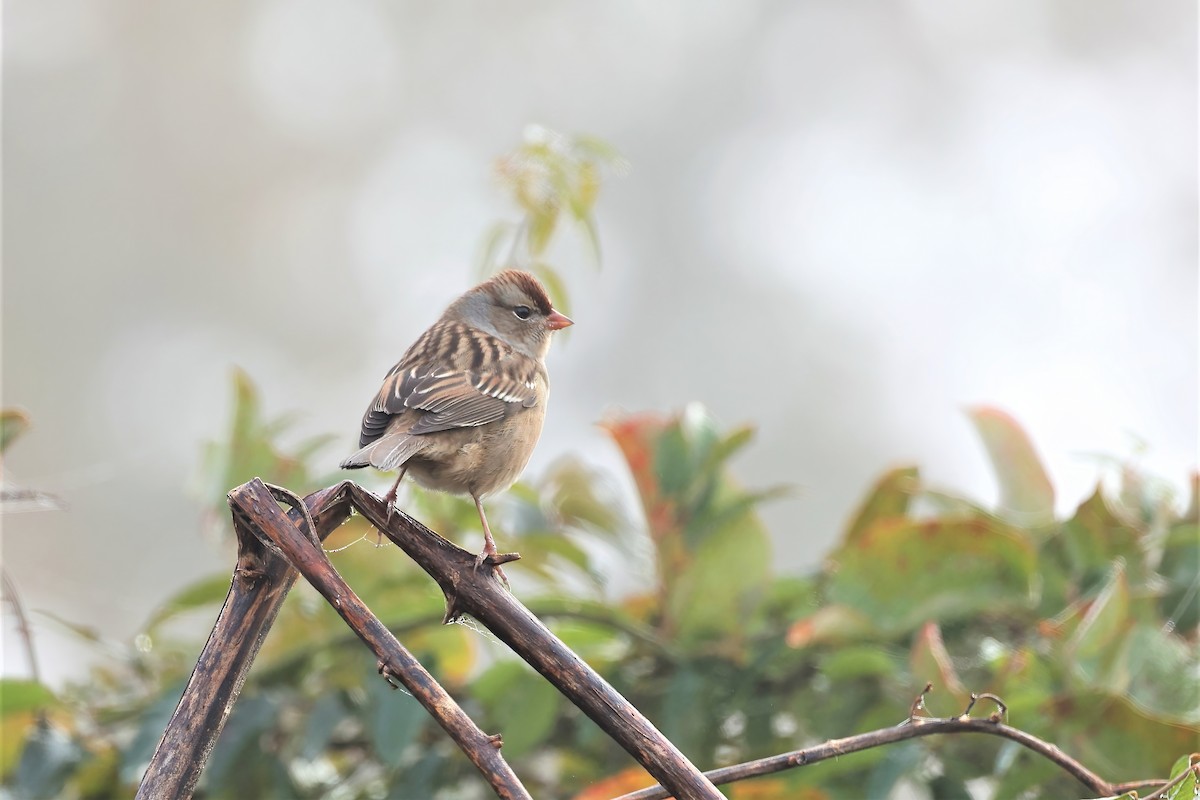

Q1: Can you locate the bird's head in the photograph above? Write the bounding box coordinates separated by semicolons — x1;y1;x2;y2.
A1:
450;269;573;359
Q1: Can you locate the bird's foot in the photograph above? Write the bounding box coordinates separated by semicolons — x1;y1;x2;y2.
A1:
473;551;486;570
473;547;515;588
377;490;399;546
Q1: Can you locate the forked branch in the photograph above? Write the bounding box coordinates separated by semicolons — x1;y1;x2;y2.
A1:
138;479;722;800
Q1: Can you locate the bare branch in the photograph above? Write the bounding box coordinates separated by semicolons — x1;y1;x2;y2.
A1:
231;480;530;800
341;482;724;800
135;482;351;800
612;690;1165;800
1134;760;1196;800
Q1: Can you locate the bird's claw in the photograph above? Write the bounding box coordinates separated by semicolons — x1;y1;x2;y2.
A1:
473;549;509;587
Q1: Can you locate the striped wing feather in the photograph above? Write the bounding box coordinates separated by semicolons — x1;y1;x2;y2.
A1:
358;322;540;447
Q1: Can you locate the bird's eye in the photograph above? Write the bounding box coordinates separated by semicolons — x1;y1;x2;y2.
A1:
513;305;532;320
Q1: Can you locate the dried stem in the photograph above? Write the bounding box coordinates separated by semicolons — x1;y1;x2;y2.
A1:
135;483;351;800
0;568;41;684
228;480;530;799
613;689;1167;800
1134;760;1196;800
341;482;724;800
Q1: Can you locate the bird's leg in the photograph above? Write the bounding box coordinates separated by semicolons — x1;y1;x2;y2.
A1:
378;468;407;545
473;496;501;573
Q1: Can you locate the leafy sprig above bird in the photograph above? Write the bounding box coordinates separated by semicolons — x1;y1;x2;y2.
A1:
479;125;627;318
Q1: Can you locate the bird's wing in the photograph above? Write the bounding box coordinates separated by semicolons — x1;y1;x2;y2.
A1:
358;330;542;446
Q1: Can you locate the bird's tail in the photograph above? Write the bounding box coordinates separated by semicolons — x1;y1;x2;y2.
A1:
338;433;422;472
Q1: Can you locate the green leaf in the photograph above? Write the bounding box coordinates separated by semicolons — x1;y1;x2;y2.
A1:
0;409;31;454
1060;486;1149;589
195;694;280;788
527;209;559;256
12;720;84;800
1123;623;1200;724
661;667;709;759
669;506;771;642
201;369;333;516
530;263;572;321
968;407;1055;528
144;574;232;632
578;212;603;267
827;517;1037;635
654;422;691;496
474;661;560;759
992;743;1067;800
842;466;919;546
1185;472;1199;524
1064;692;1200;780
1159;522;1200;630
513;531;592;579
699;425;756;477
0;680;59;719
1164;755;1198;800
785;605;877;648
38;611;103;644
820;646;898;680
866;741;923;799
541;458;623;537
1065;566;1132;692
298;693;346;760
364;669;426;769
387;750;442;799
568;161;599;218
685;485;788;547
918;487;999;519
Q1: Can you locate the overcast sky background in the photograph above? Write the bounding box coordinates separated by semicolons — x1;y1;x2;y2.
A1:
3;1;1196;685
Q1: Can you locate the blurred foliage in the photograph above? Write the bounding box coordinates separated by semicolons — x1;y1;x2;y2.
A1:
0;409;31;456
1;408;65;514
478;124;627;318
2;389;1196;799
2;137;1196;799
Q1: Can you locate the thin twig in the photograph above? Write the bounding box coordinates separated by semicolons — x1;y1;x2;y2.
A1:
0;568;41;684
612;688;1161;800
1137;761;1196;800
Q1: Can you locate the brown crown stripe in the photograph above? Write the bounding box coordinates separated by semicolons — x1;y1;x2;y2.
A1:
489;269;553;316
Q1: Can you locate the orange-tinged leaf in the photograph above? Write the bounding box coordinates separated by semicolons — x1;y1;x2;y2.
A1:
968;407;1055;528
842;466;919;546
827;517;1037;635
601;412;688;594
786;605;875;648
572;766;655;800
621;592;659;623
601;413;666;517
0;408;31;454
729;778;807;798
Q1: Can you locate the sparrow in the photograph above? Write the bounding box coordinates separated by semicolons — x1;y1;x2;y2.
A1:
340;269;573;568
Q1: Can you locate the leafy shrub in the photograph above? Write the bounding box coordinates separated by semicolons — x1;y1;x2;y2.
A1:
2;387;1195;799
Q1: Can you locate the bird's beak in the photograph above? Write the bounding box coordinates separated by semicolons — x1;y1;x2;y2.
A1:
546;310;574;331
